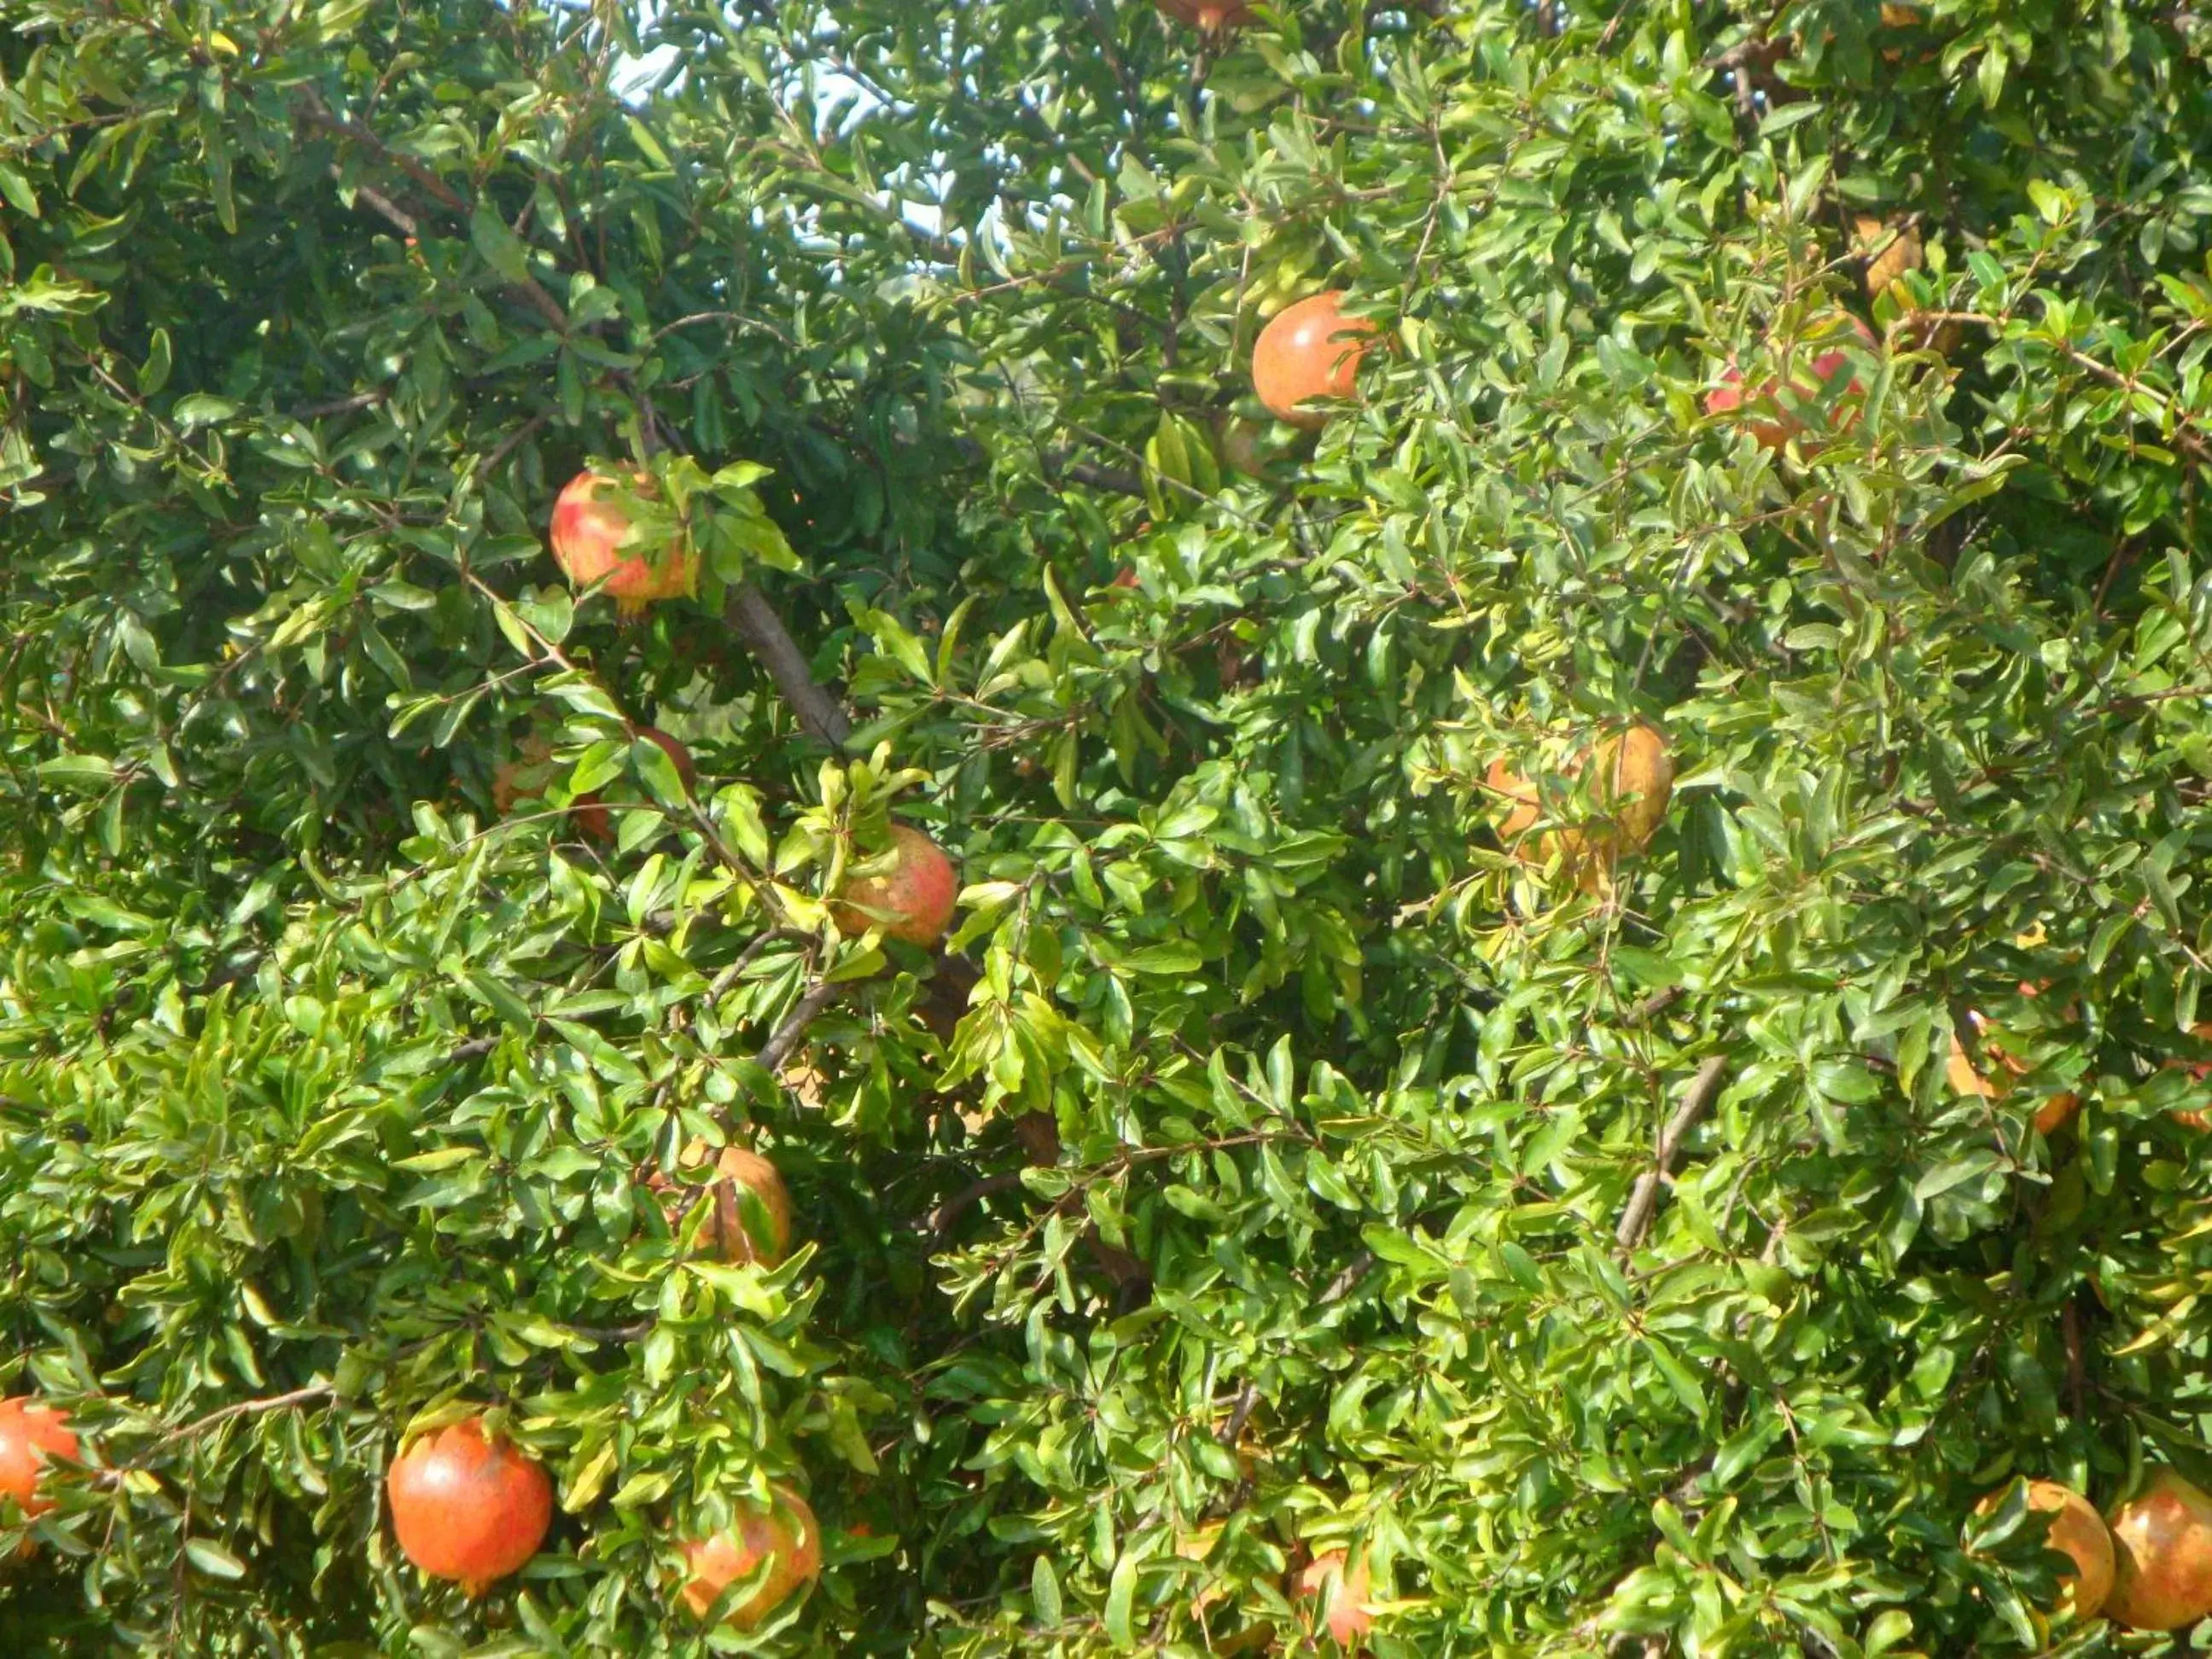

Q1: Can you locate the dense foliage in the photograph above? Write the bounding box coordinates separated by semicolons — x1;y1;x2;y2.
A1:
6;0;2212;1651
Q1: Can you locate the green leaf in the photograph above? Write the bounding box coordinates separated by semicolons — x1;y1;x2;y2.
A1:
471;202;533;285
183;1539;247;1580
1031;1555;1063;1627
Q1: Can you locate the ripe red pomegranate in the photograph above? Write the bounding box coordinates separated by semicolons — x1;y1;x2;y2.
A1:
678;1484;822;1628
2107;1468;2212;1629
548;471;695;611
0;1398;78;1534
387;1417;553;1596
832;824;958;947
573;725;697;842
1705;314;1879;451
1253;292;1377;428
1156;0;1254;26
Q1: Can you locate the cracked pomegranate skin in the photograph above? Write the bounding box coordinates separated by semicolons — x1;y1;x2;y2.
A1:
1252;292;1377;428
2108;1469;2212;1630
387;1418;552;1595
833;824;958;946
678;1485;822;1628
0;1398;78;1522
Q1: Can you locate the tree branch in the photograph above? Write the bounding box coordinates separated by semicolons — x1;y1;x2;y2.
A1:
1615;1054;1731;1255
299;90;570;332
131;1383;336;1468
725;582;852;747
920;1169;1027;1240
950;435;1146;500
1319;1249;1376;1306
755;979;844;1076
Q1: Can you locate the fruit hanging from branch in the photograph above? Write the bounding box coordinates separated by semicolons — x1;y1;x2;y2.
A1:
2106;1468;2212;1630
496;725;696;844
832;824;958;947
1705;313;1880;452
678;1484;823;1628
1485;723;1674;888
0;1398;78;1547
1853;215;1960;355
653;1140;795;1267
387;1416;553;1597
572;726;696;843
1973;1479;2114;1619
1854;215;1923;299
1253;292;1378;428
1295;1548;1374;1649
1945;987;2080;1136
1155;0;1254;26
548;470;696;612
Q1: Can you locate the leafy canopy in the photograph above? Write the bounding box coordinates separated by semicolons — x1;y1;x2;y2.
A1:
5;0;2212;1653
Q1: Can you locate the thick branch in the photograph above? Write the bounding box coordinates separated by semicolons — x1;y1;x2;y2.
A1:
1615;1054;1731;1254
725;582;851;746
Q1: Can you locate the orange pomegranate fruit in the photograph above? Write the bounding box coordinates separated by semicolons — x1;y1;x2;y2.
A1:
2107;1468;2212;1630
1854;215;1923;299
2164;1022;2212;1132
1156;0;1254;25
658;1141;795;1266
1705;313;1879;451
1974;1479;2114;1619
0;1398;79;1532
1253;292;1377;428
832;823;958;947
1946;992;2080;1136
387;1416;553;1596
1295;1549;1373;1649
573;725;697;842
548;471;695;611
1487;723;1674;887
678;1483;823;1628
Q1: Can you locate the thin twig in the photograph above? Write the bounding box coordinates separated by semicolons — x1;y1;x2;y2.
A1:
922;1170;1027;1240
131;1384;336;1468
1319;1249;1376;1306
1216;1381;1260;1447
1615;1054;1731;1254
1621;986;1686;1027
299;90;569;332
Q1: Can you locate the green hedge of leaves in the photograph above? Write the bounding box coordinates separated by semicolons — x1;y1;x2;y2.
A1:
6;0;2212;1652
